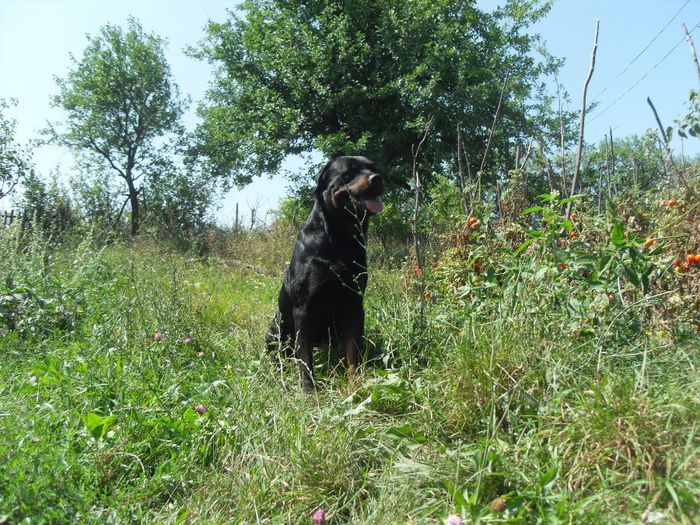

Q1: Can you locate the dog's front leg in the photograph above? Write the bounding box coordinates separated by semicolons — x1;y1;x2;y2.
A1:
293;307;315;392
340;303;364;374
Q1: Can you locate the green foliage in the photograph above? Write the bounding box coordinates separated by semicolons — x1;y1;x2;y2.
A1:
0;98;32;200
191;0;558;187
677;89;700;139
45;17;186;235
0;201;697;523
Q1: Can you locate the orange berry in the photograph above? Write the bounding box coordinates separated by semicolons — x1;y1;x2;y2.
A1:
424;289;431;298
468;216;479;226
668;198;678;207
569;231;578;239
415;266;424;278
644;238;654;247
673;258;682;267
688;253;699;264
558;262;567;270
681;262;690;271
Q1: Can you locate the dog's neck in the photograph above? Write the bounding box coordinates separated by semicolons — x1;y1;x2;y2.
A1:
311;200;369;262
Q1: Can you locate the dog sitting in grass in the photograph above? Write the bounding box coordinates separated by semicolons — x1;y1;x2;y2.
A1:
265;156;384;391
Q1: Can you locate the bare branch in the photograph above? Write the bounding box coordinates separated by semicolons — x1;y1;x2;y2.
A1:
566;20;600;221
683;23;700;88
480;69;510;173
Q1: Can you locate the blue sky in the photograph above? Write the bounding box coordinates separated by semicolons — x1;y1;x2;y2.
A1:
1;0;698;223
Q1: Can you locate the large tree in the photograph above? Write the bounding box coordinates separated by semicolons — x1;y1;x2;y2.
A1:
0;99;32;201
191;0;558;188
46;17;185;235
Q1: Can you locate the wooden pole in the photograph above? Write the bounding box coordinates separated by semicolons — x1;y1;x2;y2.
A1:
566;20;600;221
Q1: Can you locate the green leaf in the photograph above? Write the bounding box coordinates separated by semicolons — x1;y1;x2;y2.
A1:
559;194;584;205
387;425;428;443
611;223;625;247
519;205;543;216
83;412;116;439
514;237;537;255
539;466;558;488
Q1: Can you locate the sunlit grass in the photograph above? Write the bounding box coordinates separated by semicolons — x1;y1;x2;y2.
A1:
0;226;697;524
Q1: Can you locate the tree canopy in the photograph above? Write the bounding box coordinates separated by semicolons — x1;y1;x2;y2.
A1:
45;17;185;235
192;0;559;188
0;98;32;201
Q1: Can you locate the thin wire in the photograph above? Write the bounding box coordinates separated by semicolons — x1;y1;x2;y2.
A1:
590;0;690;104
589;22;700;124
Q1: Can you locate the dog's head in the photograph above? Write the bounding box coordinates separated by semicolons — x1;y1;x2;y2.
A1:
315;156;385;218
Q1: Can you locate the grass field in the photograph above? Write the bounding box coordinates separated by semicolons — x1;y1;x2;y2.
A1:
0;219;698;524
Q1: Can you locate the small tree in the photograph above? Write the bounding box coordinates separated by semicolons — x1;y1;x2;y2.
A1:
45;17;185;235
0;99;32;201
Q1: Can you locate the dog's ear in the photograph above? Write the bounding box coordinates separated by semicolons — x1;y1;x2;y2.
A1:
315;159;334;190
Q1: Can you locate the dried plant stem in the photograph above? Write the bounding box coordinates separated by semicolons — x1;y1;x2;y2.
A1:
566;20;600;221
683;23;700;88
411;117;433;272
456;124;470;215
480;69;510;173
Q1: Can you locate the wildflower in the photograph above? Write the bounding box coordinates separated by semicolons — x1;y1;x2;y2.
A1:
195;404;207;415
489;497;507;513
197;351;205;358
154;331;162;342
313;508;326;524
183;337;193;344
29;375;37;386
446;514;463;525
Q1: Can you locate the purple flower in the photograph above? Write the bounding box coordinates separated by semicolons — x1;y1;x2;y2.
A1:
183;337;193;344
154;331;162;342
313;508;326;524
195;404;207;415
446;515;463;525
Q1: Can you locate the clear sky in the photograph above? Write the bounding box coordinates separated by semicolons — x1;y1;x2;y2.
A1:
1;0;698;224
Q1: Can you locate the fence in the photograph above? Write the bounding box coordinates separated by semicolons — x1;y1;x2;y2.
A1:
2;206;73;233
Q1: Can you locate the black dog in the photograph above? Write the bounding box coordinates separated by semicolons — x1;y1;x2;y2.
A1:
266;156;384;391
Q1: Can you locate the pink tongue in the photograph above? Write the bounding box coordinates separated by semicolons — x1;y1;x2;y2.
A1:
365;199;384;214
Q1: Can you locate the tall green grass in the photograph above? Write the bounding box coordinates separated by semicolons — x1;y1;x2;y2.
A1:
0;218;697;524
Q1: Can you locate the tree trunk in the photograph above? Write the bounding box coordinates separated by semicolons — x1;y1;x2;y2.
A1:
126;175;140;236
